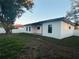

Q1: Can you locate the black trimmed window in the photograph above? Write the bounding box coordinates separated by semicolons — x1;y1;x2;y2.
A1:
37;26;40;30
48;24;52;33
26;27;28;31
29;27;31;31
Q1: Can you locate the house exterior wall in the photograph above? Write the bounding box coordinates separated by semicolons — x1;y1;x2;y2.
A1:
73;30;79;36
60;21;74;39
24;21;74;39
42;21;61;39
25;25;42;35
24;25;33;33
32;25;42;35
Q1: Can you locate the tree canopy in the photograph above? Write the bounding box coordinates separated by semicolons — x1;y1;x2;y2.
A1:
0;0;34;34
66;0;79;25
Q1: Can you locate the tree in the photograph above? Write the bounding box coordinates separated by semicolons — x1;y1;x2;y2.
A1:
66;0;79;28
0;0;34;34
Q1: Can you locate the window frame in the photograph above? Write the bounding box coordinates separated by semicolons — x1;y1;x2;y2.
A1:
29;26;31;31
26;26;28;31
48;24;52;33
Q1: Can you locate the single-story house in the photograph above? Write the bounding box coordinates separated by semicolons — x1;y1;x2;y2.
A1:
24;17;75;39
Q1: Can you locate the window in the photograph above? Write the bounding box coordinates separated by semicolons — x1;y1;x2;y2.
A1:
69;26;71;29
37;26;40;30
48;24;52;33
29;27;31;31
26;27;28;31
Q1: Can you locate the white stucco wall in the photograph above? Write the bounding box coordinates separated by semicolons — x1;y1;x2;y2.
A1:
60;21;74;39
24;25;33;33
24;21;75;39
25;25;42;35
42;21;61;39
32;25;42;35
0;27;27;33
73;30;79;36
12;27;26;33
0;28;5;33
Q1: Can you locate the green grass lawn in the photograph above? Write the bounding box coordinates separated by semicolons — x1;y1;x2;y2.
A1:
0;33;33;59
0;33;79;59
59;36;79;48
42;36;79;48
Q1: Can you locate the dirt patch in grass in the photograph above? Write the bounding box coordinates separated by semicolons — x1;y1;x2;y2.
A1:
17;34;79;59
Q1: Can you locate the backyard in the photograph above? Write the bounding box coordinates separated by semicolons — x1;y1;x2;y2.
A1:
0;33;79;59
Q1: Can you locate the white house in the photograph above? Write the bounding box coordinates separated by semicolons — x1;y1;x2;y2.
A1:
24;17;75;39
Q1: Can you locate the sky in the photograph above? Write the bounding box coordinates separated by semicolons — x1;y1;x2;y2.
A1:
15;0;71;25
